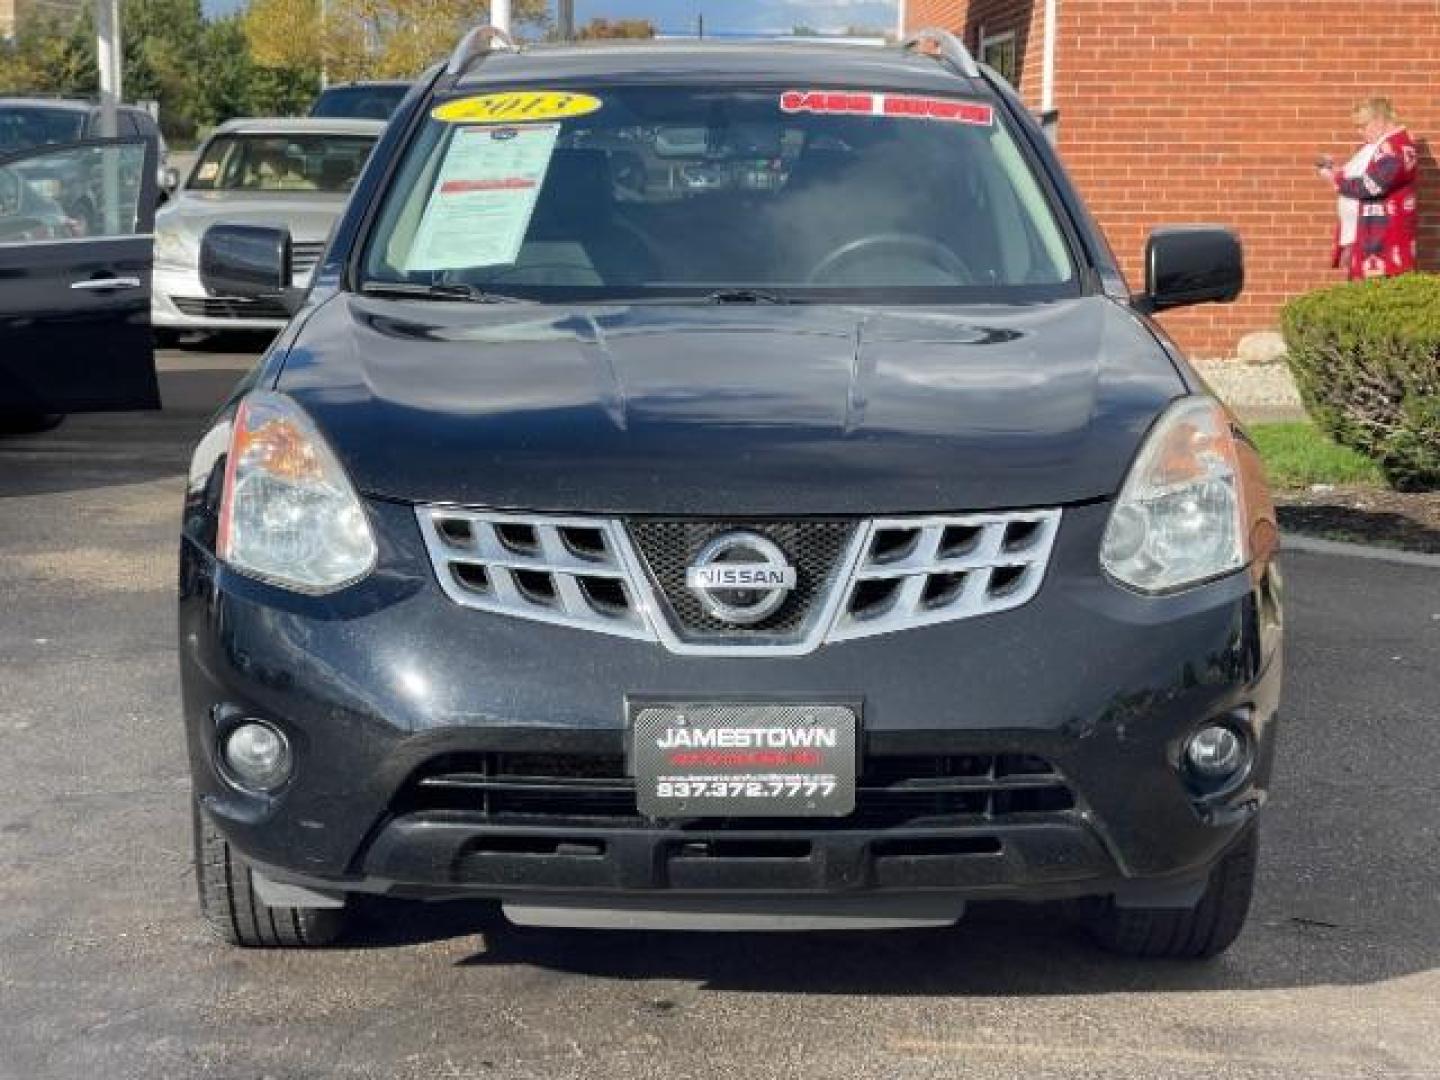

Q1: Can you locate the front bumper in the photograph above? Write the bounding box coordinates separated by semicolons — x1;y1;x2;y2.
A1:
179;500;1283;909
152;264;291;331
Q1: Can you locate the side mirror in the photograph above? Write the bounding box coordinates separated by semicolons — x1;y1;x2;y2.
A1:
1141;226;1243;313
200;223;301;313
160;165;180;192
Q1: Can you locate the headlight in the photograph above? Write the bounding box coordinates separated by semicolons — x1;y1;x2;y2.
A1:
1101;396;1247;593
154;226;195;268
218;391;377;593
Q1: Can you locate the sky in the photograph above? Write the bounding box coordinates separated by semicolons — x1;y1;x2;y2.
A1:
572;0;899;35
202;0;901;36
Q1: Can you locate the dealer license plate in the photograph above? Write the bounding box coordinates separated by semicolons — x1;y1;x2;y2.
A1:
630;703;857;818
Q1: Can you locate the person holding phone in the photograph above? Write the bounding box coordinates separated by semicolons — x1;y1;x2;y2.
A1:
1317;97;1419;280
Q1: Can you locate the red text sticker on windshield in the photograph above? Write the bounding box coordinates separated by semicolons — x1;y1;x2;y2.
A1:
780;90;993;126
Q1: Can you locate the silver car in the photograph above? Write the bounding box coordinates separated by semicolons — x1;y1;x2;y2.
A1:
152;118;383;340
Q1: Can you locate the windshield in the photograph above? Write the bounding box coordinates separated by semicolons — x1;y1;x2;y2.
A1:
0;107;87;155
311;85;409;120
188;133;376;193
361;84;1076;302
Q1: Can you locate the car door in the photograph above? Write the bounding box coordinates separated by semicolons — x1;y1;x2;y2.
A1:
0;136;160;415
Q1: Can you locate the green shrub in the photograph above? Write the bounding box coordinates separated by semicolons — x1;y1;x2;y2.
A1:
1280;274;1440;491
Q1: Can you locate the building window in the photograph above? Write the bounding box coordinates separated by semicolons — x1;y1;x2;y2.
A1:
979;29;1018;84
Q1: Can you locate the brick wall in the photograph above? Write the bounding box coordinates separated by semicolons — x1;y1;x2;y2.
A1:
907;0;1440;358
914;0;1049;110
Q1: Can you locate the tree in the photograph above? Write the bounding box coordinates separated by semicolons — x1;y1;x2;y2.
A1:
121;0;207;136
194;16;261;128
0;14;95;99
193;14;316;127
0;0;533;134
245;0;548;82
0;0;209;139
243;0;319;72
575;18;655;40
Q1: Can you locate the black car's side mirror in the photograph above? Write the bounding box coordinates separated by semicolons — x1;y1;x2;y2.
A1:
1139;226;1244;313
200;223;303;314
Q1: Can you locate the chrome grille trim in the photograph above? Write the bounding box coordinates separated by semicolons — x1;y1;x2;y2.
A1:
171;295;292;320
626;520;856;639
829;511;1062;642
416;507;1062;652
615;524;870;657
290;240;327;276
416;508;651;640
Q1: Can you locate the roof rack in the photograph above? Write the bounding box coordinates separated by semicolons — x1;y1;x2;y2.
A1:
445;24;518;79
901;28;981;79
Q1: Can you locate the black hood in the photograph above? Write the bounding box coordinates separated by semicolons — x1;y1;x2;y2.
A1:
277;295;1182;514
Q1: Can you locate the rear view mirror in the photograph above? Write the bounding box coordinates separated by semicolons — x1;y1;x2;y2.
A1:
1141;227;1244;312
200;223;298;311
654;126;708;158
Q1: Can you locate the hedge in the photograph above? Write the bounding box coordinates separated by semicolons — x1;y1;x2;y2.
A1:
1280;274;1440;491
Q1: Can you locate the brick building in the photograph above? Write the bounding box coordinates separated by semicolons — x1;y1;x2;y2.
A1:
902;0;1440;357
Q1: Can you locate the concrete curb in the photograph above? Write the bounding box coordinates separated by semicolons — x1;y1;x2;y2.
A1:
1282;532;1440;569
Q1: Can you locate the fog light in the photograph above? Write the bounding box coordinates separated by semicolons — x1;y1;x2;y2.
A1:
222;721;291;791
1184;724;1246;781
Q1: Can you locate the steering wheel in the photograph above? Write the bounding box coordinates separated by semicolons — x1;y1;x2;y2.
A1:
806;232;975;285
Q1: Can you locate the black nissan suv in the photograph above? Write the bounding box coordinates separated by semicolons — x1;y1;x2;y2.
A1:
180;28;1283;957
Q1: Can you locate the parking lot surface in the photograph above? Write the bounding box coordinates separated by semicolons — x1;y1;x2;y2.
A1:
1;344;1438;1080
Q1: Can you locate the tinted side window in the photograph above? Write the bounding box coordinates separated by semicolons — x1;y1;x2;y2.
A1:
0;141;147;244
84;112;144;138
311;86;407;120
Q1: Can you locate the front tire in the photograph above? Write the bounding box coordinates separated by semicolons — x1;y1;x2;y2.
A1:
193;799;347;948
1090;826;1258;959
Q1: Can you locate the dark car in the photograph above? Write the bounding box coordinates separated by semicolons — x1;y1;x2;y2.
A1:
0;114;160;424
309;80;411;120
0;97;174;197
180;28;1282;957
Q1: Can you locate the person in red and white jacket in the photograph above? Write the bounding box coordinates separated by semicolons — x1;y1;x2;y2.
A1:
1318;98;1420;280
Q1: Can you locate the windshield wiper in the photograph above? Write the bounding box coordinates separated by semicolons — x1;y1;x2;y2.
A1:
359;281;529;304
702;288;797;305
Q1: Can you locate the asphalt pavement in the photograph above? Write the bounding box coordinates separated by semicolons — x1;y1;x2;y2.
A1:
1;343;1438;1080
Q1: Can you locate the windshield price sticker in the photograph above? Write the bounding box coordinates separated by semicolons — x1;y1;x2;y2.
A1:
632;704;857;818
432;91;603;125
403;122;560;272
780;90;993;126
